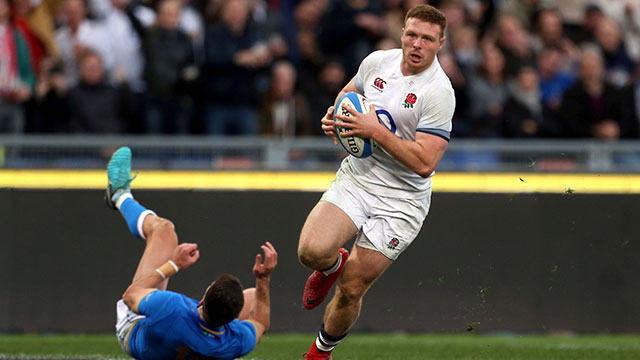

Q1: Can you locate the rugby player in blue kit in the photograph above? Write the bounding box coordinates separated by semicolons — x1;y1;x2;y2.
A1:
106;146;278;359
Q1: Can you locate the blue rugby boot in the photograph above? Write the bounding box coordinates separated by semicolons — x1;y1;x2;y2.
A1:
105;146;137;210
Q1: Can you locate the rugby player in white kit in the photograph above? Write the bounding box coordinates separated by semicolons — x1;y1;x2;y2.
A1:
298;5;455;359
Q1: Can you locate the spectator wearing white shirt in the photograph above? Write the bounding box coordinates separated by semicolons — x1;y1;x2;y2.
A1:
54;0;113;86
88;0;145;92
592;0;640;61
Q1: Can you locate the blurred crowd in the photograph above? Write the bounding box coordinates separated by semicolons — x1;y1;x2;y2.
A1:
2;0;640;140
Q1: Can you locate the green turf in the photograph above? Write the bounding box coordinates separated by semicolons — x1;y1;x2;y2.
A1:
1;333;639;359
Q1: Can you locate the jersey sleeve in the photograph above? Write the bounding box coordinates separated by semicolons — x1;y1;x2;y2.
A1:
354;50;386;93
416;85;455;142
136;290;181;319
230;320;258;357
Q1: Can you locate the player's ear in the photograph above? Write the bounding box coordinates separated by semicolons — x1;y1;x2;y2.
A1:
438;36;446;50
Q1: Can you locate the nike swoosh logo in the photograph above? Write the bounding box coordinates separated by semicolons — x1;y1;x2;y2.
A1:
306;296;324;306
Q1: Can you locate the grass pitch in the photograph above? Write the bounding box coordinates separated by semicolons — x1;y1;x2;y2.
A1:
1;333;639;359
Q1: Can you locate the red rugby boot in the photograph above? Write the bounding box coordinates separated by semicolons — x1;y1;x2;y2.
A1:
303;248;349;310
302;342;333;359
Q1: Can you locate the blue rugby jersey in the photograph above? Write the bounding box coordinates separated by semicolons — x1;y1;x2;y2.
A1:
128;290;256;360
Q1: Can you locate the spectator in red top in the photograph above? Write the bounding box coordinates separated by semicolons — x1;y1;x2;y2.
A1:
0;0;34;133
11;0;46;71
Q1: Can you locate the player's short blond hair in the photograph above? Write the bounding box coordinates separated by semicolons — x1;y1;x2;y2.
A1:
404;4;447;38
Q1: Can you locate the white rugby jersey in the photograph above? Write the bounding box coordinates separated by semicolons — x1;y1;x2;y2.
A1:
341;48;455;199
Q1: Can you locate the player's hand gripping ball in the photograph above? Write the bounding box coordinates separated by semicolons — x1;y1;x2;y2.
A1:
334;92;378;158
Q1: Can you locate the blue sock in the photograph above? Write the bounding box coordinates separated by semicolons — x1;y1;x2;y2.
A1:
119;197;152;239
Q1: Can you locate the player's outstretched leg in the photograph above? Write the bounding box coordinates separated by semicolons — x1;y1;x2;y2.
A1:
299;202;357;310
303;245;392;359
302;248;349;310
132;214;179;290
105;146;155;240
106;146;178;290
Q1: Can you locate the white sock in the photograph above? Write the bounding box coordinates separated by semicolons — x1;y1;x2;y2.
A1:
115;192;133;210
316;324;347;352
315;338;334;352
322;254;342;275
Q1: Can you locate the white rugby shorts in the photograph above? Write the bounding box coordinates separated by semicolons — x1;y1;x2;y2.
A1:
115;299;145;356
320;171;431;260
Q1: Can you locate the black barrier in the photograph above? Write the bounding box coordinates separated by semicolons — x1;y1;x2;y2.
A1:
0;190;638;333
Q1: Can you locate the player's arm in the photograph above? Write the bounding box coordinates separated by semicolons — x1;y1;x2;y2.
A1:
335;104;449;178
123;243;200;312
321;77;362;145
375;130;448;177
247;242;277;344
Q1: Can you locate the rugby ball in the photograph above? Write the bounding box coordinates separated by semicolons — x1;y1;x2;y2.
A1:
334;92;378;158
